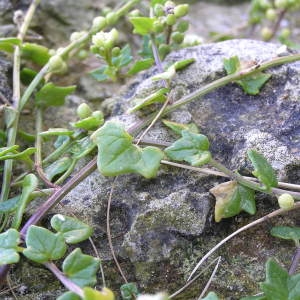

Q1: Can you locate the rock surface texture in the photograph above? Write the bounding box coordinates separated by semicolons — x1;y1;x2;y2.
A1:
4;40;300;299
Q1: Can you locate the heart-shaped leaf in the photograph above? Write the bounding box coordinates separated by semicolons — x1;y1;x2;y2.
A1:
23;225;67;263
247;149;278;191
164;130;211;166
210;181;256;222
62;248;100;287
45;157;73;181
0;229;20;265
91;122;163;178
51;214;93;244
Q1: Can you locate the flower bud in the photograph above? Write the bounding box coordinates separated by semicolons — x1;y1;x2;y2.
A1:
158;44;171;59
111;47;121;57
77;103;92;119
278;193;295;210
275;0;288;8
265;8;277;21
171;31;184;44
92;28;119;50
261;27;273;40
154;4;165;17
48;55;67;74
166;14;177;26
91;16;106;32
280;28;291;39
106;12;118;26
92;110;104;121
153;20;164;33
174;4;189;18
70;31;86;42
176;20;189;33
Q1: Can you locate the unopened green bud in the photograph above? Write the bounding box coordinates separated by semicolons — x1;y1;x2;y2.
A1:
158;44;171;59
280;28;291;39
265;8;277;21
70;31;86;42
102;7;112;16
77;103;92;119
171;31;184;44
92;16;106;32
258;0;272;9
153;20;164;33
275;0;288;8
112;47;121;57
278;193;294;210
92;28;119;50
261;27;273;40
166;14;177;26
174;4;189;18
176;20;189;33
77;49;88;60
48;55;67;74
106;12;118;25
154;4;165;17
92;110;104;121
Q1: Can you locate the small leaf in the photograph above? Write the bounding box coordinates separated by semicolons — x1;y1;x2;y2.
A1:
69;137;96;160
21;43;51;66
45;157;73;181
237;73;272;95
151;65;176;82
164;130;211;166
120;282;139;300
112;44;133;68
57;292;81;300
51;214;93;244
129;17;155;35
128;88;169;113
0;145;19;156
127;58;154;75
71;113;104;131
0;196;20;213
62;248;100;287
247;149;278;191
138;35;153;59
23;225;67;263
202;292;220;300
83;287;115;300
162;119;199;135
12;174;38;229
270;226;300;244
210;181;256;222
0;229;20;265
91;122;164;178
0;37;21;53
223;56;240;75
89;66;110;82
173;58;195;71
35;83;76;108
0;147;36;166
20;67;40;86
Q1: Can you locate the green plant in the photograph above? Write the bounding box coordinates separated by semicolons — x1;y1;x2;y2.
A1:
0;0;300;299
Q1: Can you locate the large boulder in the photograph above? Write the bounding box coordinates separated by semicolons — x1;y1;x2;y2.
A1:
5;39;300;299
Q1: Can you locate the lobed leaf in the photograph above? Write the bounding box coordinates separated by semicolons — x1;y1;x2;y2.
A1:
129;17;155;35
62;248;100;287
91;122;163;178
270;226;300;244
210;181;256;222
247;149;278;191
0;229;20;265
127;58;154;75
51;214;93;244
164;130;211;166
23;225;67;263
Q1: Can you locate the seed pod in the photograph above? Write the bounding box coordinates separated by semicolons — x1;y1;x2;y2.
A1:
77;103;92;119
171;31;184;44
166;14;177;26
261;27;273;40
174;4;189;18
111;47;121;57
278;193;295;210
265;8;277;21
48;55;67;74
153;20;164;33
158;44;171;59
176;20;189;33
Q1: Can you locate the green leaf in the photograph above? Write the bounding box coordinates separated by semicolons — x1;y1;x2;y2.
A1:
40;128;74;138
120;282;139;300
202;292;220;300
162;119;199;135
112;44;133;68
0;145;19;156
51;214;93;244
270;226;300;244
0;147;36;166
0;229;20;265
45;157;73;181
237;73;272;95
151;65;176;82
247;149;278;191
21;43;51;66
20;67;40;86
129;17;155;35
71;112;104;131
23;226;67;263
57;292;81;300
173;58;195;71
18;130;36;143
83;287;115;300
89;66;110;82
210;181;256;222
138;35;153;59
62;248;100;287
128;88;169;113
260;259;290;300
69;137;96;160
165;130;211;166
0;196;20;213
127;58;154;75
91;122;164;178
12;174;38;229
241;296;267;300
0;37;21;53
35;83;76;108
223;56;240;75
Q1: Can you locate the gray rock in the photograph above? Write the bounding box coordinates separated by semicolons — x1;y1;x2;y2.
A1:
4;39;300;299
0;56;12;107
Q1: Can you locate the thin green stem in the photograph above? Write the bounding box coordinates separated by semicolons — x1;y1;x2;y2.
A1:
54;159;77;185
